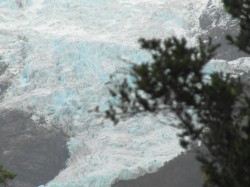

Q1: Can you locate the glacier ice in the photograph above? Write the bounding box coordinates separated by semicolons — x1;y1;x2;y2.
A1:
0;0;248;187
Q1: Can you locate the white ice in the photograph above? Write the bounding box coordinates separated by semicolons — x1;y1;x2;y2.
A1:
0;0;246;187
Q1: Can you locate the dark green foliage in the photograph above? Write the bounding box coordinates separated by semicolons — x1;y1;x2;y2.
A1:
0;165;16;187
105;38;218;123
223;0;250;53
105;36;250;186
103;0;250;187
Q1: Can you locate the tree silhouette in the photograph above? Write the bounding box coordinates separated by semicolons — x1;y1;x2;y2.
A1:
102;0;250;186
0;165;16;187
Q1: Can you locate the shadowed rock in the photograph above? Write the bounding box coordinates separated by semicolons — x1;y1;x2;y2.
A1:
112;149;203;187
199;0;250;60
0;110;69;187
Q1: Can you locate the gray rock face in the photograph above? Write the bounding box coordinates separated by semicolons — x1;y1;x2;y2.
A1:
0;110;69;187
199;0;250;60
112;149;203;187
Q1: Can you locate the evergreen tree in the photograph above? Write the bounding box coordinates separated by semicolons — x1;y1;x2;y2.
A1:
0;165;16;187
102;0;250;186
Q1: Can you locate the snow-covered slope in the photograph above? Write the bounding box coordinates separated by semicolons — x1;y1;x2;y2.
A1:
0;0;248;187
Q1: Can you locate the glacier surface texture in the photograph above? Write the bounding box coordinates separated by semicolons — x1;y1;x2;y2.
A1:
0;0;249;186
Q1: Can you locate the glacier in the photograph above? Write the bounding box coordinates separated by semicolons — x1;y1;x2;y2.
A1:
0;0;248;187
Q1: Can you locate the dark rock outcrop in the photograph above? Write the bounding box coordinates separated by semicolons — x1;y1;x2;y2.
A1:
199;0;249;60
112;149;203;187
0;110;69;187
